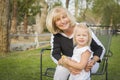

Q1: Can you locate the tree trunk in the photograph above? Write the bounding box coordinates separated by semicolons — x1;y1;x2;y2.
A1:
24;13;28;34
75;0;78;18
35;0;48;34
35;13;40;33
0;0;10;53
10;0;17;34
23;13;28;39
66;0;70;8
82;0;89;21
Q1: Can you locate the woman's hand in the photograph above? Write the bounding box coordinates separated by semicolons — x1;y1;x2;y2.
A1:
85;55;100;72
85;59;95;72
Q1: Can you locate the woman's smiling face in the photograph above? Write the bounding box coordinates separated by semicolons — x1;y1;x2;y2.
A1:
54;11;71;31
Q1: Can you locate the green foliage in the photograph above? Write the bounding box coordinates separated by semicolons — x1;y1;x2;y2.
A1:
48;0;63;11
18;0;41;16
92;0;120;28
52;1;63;8
14;0;42;24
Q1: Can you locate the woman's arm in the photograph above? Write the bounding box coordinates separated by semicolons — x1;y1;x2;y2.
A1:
63;50;91;71
84;30;106;72
91;31;105;62
61;59;81;75
50;34;62;64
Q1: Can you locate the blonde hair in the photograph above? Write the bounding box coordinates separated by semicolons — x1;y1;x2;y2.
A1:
46;6;76;34
73;23;92;46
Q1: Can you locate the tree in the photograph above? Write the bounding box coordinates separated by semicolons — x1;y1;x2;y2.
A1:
35;0;48;34
66;0;70;8
18;0;38;34
92;0;120;29
37;0;63;34
0;0;10;53
10;0;17;34
75;0;79;17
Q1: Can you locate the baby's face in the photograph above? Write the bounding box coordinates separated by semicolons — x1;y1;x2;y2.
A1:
75;28;89;47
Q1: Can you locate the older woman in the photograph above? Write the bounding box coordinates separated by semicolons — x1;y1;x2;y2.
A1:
46;6;105;80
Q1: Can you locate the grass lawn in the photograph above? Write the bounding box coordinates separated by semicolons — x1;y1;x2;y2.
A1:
0;49;41;80
92;35;120;79
108;35;120;79
0;35;120;80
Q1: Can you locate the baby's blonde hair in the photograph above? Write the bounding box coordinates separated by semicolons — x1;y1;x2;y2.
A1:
46;6;76;34
73;23;92;46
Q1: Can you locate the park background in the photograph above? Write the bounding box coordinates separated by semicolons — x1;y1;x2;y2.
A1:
0;0;120;80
